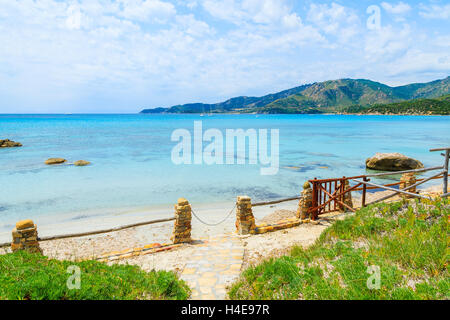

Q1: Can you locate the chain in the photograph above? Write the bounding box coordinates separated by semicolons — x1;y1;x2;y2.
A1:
190;204;236;226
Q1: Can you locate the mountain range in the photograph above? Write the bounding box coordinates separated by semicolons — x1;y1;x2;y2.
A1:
140;76;450;114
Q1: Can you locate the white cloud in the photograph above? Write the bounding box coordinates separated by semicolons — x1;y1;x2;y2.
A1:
66;5;83;30
306;3;361;43
384;49;450;77
419;3;450;19
282;13;303;29
202;0;246;24
186;1;198;9
175;14;215;37
364;24;412;62
0;0;448;112
243;0;291;24
431;35;450;47
381;2;411;15
119;0;176;22
201;0;297;25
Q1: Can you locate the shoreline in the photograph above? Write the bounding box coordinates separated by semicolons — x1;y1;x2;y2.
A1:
0;183;444;276
140;112;450;116
0;199;300;243
0;182;444;245
1;181;445;243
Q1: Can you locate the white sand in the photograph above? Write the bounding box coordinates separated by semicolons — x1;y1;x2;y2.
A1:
0;183;444;274
0;200;299;243
0;200;301;263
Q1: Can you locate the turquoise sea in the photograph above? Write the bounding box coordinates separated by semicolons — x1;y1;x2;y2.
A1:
1;114;449;232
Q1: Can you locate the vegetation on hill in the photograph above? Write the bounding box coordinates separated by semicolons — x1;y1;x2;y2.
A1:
341;95;450;115
263;79;401;113
228;197;449;300
0;251;190;300
141;77;449;114
142;84;312;114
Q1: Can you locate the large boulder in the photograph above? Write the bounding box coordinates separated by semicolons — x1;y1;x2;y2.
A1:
0;139;22;147
45;158;67;165
366;153;424;171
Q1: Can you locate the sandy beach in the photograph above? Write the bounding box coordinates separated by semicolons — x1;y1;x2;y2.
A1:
0;199;301;259
1;183;444;275
0;182;445;300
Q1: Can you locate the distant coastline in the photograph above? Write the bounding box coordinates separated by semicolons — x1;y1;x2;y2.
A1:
140;111;450;116
141;76;450;116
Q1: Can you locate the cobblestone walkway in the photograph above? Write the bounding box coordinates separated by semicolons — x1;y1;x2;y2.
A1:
180;234;244;300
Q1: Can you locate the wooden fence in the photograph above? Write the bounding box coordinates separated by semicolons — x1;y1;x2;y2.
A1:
308;147;450;220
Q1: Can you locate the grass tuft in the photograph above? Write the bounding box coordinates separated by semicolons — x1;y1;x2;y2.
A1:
0;251;190;300
229;197;449;300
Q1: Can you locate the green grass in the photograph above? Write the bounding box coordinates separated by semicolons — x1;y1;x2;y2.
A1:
0;251;190;300
229;197;449;300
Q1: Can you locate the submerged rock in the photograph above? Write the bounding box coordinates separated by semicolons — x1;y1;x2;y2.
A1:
45;158;67;165
0;139;22;148
366;153;424;171
74;160;91;166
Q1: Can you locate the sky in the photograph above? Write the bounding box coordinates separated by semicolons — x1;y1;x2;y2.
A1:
0;0;449;113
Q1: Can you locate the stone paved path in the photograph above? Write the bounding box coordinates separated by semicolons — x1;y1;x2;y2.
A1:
180;234;244;300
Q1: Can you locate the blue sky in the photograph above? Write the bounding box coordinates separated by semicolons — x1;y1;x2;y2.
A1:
0;0;449;113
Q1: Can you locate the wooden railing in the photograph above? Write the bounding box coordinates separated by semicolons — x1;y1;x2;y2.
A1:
308;147;450;219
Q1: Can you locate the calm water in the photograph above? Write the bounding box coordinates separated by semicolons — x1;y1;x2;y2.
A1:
1;114;449;230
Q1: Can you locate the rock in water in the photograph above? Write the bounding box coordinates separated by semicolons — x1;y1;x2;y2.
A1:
45;158;67;165
74;160;91;166
366;153;424;171
0;139;22;147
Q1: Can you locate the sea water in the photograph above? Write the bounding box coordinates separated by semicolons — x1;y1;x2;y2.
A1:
0;114;449;232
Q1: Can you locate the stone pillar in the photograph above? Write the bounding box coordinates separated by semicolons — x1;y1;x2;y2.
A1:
11;220;42;253
339;180;353;212
235;196;256;235
297;182;313;220
400;173;417;199
171;198;192;244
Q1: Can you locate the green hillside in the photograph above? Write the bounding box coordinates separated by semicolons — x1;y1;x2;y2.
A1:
262;79;401;113
398;78;450;100
341;95;450;115
142;84;312;114
140;76;450;114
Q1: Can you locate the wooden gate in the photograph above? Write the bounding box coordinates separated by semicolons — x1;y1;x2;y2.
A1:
308;177;362;220
307;147;450;220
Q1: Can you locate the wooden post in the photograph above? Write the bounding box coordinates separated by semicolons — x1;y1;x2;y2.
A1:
338;177;345;211
311;178;318;220
430;147;450;195
444;150;449;195
362;177;368;207
339;179;353;212
310;181;315;220
334;180;338;211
